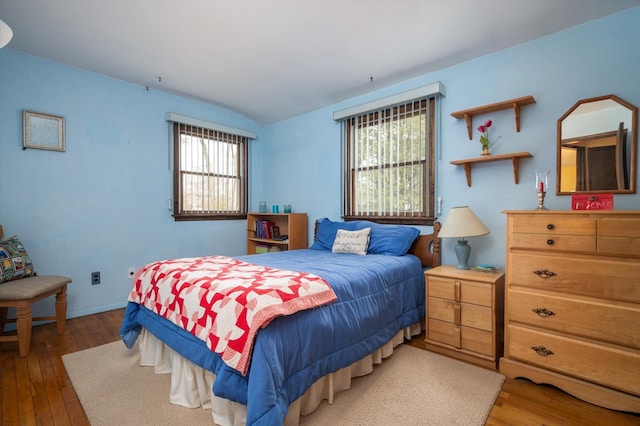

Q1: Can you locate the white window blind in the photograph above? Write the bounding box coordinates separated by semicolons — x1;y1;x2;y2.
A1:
339;90;439;224
170;118;250;220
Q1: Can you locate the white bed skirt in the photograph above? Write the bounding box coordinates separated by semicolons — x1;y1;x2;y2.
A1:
137;323;422;426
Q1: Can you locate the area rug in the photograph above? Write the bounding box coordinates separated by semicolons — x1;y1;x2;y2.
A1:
63;341;504;425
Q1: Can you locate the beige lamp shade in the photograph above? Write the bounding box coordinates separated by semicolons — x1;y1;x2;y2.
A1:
438;206;489;269
0;19;13;48
439;206;489;238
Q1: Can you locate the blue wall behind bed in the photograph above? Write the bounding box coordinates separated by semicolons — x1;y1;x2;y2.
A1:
1;7;639;320
260;7;640;266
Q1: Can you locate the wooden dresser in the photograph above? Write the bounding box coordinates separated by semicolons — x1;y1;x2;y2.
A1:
425;265;504;369
501;210;640;413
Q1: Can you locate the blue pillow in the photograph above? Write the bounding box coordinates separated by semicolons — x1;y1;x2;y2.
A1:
310;218;367;251
366;222;421;256
310;218;420;256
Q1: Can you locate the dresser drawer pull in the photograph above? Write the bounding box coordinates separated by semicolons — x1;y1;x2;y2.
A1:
533;269;557;278
546;239;554;245
546;224;555;230
532;307;555;318
531;345;554;356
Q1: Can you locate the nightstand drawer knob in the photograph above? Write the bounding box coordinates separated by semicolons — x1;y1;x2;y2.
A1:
546;224;555;230
531;345;554;356
546;239;554;245
532;307;555;318
533;269;557;278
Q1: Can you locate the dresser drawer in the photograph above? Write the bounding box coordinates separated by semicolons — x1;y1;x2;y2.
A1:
511;215;596;236
510;233;596;252
599;237;640;257
598;217;640;256
427;276;492;306
599;218;640;238
428;297;492;331
507;324;640;395
509;253;640;303
428;318;493;356
508;289;640;348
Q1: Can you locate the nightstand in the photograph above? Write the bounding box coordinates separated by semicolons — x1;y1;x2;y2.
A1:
424;265;504;369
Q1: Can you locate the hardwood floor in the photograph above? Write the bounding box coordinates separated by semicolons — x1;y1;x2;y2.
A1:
1;309;639;425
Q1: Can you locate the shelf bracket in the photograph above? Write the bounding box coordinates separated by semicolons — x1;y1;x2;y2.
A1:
512;156;521;184
463;113;473;140
462;163;472;187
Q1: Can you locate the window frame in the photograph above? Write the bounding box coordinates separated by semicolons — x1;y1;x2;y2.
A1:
172;122;248;221
342;96;437;226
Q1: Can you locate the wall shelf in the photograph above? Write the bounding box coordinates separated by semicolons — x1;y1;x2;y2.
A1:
451;96;536;140
450;152;533;187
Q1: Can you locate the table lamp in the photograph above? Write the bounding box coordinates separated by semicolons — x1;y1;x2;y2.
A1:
438;206;489;270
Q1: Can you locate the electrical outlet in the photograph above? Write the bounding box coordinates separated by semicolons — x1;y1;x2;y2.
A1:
91;271;101;285
128;267;136;279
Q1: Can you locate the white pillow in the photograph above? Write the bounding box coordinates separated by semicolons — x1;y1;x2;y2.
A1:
332;227;371;255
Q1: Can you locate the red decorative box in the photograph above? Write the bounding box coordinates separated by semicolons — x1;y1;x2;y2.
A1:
571;194;614;210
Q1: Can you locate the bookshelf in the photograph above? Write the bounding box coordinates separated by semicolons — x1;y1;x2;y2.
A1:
247;212;308;254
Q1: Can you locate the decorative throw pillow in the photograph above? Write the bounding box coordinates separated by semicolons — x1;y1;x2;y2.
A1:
332;228;371;255
310;218;369;251
0;236;37;284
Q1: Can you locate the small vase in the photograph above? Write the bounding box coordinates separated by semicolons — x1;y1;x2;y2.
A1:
482;148;490;156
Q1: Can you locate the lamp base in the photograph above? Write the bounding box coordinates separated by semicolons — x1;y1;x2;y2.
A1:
455;239;471;270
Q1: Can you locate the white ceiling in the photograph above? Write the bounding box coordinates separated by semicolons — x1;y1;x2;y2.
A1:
1;0;639;124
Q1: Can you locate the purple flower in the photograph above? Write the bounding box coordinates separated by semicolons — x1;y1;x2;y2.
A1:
484;119;492;128
477;125;486;133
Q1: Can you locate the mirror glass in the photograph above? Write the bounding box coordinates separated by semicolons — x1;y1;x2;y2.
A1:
557;94;637;194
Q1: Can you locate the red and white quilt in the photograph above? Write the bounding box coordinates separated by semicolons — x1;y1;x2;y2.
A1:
128;255;337;375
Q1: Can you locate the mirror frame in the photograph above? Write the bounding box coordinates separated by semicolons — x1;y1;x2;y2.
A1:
557;94;637;195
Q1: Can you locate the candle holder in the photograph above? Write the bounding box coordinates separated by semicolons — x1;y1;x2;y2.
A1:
535;170;550;210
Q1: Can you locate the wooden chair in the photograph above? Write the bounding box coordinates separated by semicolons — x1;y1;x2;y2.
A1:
0;225;72;356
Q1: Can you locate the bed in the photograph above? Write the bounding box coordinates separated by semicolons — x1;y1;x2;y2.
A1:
120;218;441;425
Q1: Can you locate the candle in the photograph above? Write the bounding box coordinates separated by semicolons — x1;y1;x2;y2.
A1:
538;181;544;192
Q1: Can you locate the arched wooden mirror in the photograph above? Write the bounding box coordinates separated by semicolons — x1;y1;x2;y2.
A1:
557;94;637;195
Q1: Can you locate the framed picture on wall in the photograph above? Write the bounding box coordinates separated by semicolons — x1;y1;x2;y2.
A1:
23;110;65;152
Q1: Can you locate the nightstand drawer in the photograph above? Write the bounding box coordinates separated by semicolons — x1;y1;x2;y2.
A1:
507;324;640;395
428;319;493;356
428;297;492;331
428;276;492;307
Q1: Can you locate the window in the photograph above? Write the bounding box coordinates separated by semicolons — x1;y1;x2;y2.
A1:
172;122;248;221
341;96;437;225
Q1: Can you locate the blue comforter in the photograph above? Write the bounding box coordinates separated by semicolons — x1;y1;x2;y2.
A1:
120;249;425;425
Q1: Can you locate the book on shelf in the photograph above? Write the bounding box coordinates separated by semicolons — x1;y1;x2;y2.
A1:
254;220;276;239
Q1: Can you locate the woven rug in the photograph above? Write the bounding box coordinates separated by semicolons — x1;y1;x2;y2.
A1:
63;341;504;425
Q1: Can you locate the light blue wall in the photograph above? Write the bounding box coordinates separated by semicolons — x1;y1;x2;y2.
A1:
1;8;639;320
261;7;640;268
0;51;261;318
